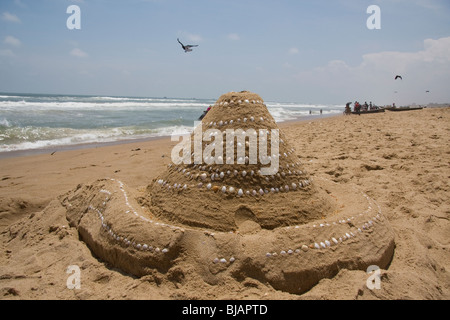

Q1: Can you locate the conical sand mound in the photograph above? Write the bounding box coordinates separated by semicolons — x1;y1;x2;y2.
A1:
62;91;395;294
149;91;335;232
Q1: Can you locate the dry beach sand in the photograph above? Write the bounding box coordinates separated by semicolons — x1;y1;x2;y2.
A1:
0;105;449;300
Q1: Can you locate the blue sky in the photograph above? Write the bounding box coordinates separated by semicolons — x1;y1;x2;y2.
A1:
1;0;449;105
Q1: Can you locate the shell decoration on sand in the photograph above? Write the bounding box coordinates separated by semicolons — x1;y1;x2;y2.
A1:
62;91;395;295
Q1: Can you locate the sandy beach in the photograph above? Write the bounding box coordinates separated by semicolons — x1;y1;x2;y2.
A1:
0;107;449;300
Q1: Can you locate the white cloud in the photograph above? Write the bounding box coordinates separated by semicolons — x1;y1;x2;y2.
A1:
179;32;203;43
1;12;21;23
288;48;299;55
227;33;240;41
70;48;88;58
4;36;21;47
294;37;450;104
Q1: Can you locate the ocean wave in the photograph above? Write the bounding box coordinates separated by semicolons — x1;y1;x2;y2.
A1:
0;95;24;99
0;94;343;153
0;118;11;128
0;125;194;152
0;100;210;110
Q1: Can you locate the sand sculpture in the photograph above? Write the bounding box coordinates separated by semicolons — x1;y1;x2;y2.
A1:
62;91;395;294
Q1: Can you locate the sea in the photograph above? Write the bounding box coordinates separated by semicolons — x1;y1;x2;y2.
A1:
0;93;344;155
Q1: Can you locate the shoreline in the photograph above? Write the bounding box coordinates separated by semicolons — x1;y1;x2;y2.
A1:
0;113;339;160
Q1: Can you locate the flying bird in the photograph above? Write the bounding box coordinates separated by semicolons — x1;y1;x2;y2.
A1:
177;38;198;53
395;75;402;80
426;90;430;93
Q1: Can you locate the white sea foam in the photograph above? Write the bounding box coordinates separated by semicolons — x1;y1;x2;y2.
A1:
0;118;11;127
0;100;208;110
0;125;194;152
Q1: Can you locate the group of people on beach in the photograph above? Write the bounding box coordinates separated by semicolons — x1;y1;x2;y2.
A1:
345;101;380;114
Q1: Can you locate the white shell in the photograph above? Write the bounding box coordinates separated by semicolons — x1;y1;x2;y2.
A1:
206;183;212;190
237;189;243;197
221;186;227;193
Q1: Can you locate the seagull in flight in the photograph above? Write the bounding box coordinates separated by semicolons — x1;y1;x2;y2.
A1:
177;38;198;53
395;75;402;80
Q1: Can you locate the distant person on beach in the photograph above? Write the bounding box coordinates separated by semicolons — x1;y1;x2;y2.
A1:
354;101;361;115
344;103;351;115
320;109;322;115
198;105;212;120
354;101;361;113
